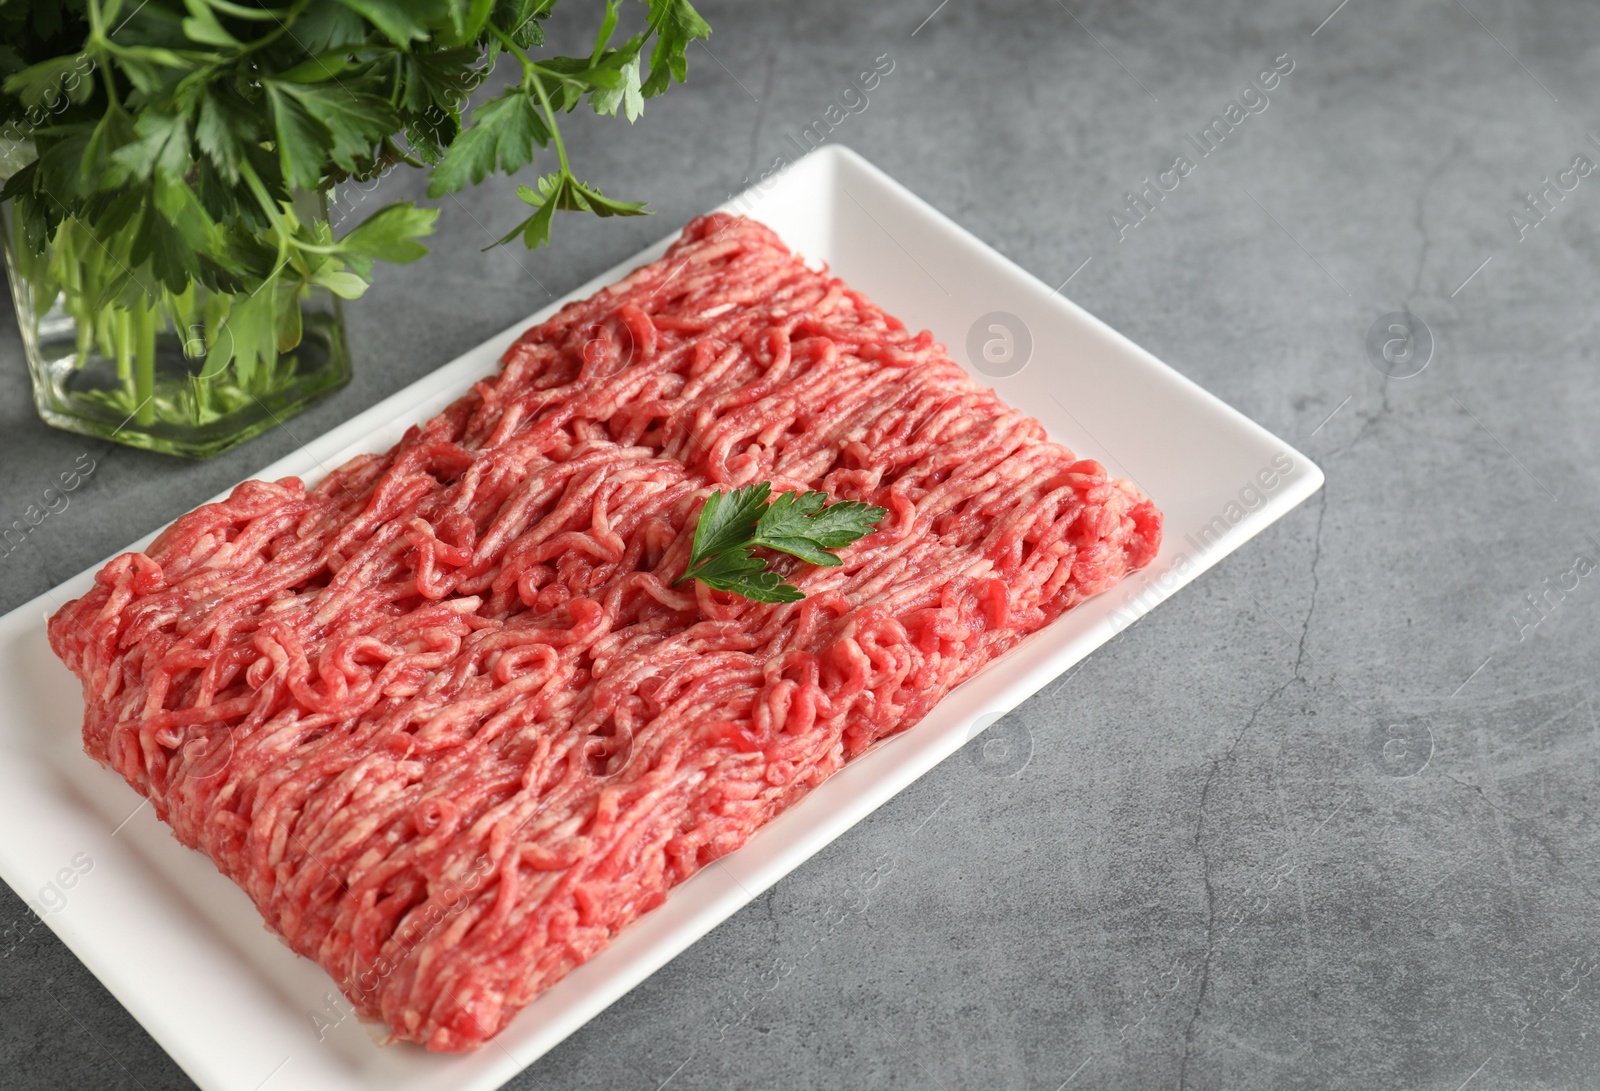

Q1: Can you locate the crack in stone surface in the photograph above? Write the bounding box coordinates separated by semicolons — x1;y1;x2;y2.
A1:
1178;675;1296;1089
1407;140;1462;305
1294;485;1329;681
1442;771;1529;822
1318;142;1462;460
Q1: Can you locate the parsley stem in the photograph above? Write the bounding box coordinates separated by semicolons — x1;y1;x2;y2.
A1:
237;161;289;238
231;0;314;57
132;300;155;425
112;305;130;385
205;0;293;20
96;51;120;116
527;70;569;175
488;24;570;176
235;160;310;278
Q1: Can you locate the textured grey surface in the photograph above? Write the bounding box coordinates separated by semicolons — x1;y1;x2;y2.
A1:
3;0;1599;1088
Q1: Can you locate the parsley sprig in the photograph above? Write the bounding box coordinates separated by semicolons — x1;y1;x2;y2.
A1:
674;483;888;604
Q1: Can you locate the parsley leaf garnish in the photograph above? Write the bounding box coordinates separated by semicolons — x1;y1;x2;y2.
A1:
674;483;887;604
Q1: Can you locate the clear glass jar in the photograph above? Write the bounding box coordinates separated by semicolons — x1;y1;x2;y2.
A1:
1;190;351;459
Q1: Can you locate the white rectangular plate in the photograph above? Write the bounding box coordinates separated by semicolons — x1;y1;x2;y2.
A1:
0;145;1321;1091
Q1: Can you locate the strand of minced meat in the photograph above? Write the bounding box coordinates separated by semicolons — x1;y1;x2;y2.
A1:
47;213;1161;1052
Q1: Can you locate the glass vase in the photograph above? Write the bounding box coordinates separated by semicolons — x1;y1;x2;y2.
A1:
1;193;351;460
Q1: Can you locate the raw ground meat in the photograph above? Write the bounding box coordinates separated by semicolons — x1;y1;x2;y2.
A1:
47;213;1161;1051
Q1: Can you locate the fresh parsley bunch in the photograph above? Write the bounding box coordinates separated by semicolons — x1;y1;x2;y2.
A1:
0;0;709;381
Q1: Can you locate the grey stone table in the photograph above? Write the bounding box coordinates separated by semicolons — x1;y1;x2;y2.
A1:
4;0;1598;1087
